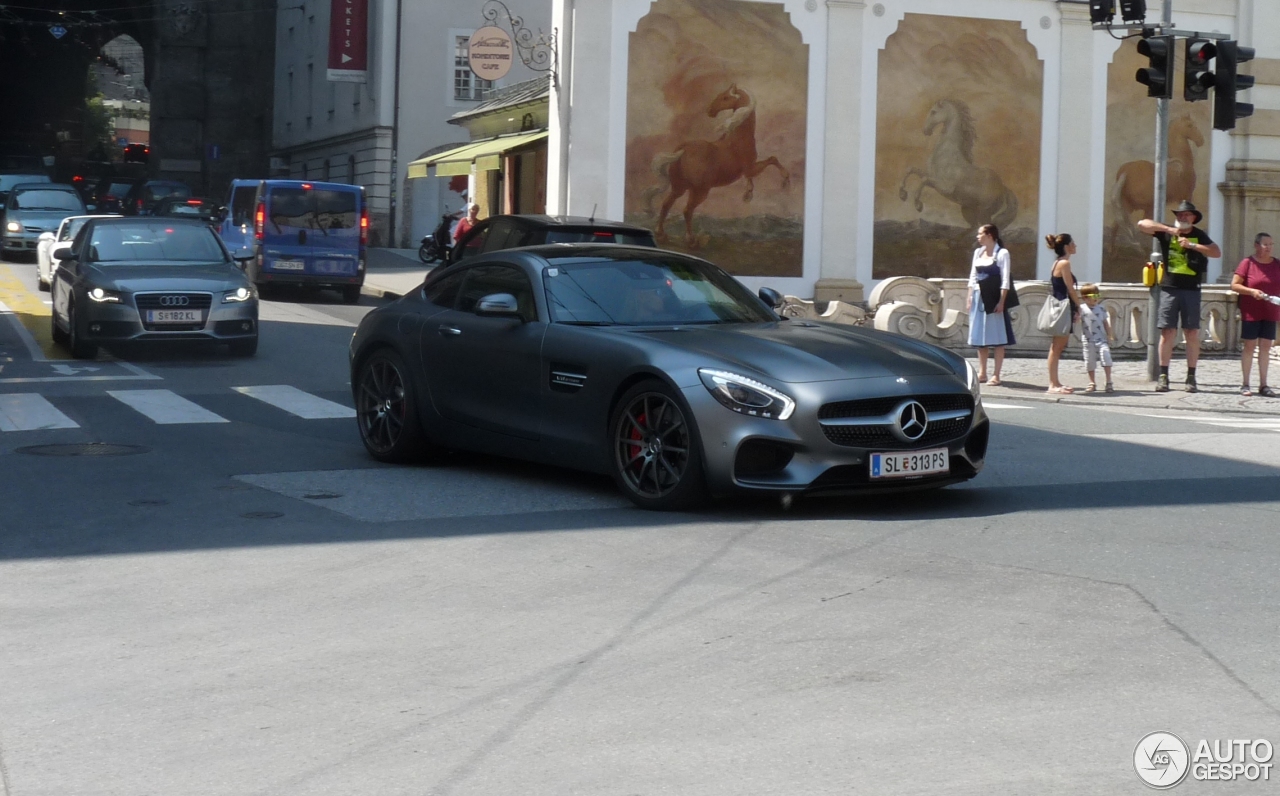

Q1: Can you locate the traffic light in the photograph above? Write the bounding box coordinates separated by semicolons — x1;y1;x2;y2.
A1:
1213;40;1256;131
1184;38;1215;102
1136;35;1174;99
1089;1;1116;25
1119;0;1147;24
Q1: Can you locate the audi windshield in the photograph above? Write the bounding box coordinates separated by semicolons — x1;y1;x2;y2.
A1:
85;221;229;265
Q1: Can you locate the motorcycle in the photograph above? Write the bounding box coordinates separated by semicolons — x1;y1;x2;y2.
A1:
419;209;463;263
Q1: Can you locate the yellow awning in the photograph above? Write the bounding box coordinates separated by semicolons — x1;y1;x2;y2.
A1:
407;131;548;178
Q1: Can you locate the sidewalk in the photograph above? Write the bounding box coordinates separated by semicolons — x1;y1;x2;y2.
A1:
361;248;431;299
977;354;1280;416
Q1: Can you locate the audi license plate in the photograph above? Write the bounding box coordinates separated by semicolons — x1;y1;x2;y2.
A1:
869;448;949;479
273;259;305;271
146;309;203;324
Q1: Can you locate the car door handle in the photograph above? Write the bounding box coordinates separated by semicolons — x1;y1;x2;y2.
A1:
438;325;462;336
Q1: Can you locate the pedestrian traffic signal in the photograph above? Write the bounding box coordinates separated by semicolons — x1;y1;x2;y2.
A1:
1213;40;1255;131
1184;38;1215;102
1136;35;1174;99
1089;1;1116;25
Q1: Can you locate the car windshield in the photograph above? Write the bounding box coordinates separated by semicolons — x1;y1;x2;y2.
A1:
542;254;775;326
87;222;226;264
59;217;91;242
146;184;190;200
103;183;132;197
11;189;82;211
544;229;655;246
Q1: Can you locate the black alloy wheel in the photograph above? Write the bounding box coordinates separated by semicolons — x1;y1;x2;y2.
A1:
356;350;429;462
610;380;705;510
66;301;98;360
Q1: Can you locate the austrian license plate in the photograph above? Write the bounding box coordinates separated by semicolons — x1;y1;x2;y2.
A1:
869;448;949;479
146;309;203;324
273;259;305;271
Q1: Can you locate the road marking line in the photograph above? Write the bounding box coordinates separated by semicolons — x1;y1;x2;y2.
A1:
107;389;229;424
233;385;355;419
0;393;79;431
981;402;1033;409
0;264;66;360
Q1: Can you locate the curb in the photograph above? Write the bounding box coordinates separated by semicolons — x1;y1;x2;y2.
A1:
360;284;405;300
982;388;1280;416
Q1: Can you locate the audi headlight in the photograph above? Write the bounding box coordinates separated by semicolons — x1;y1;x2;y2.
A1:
87;287;121;303
965;360;981;398
698;369;795;420
223;286;255;303
5;221;20;233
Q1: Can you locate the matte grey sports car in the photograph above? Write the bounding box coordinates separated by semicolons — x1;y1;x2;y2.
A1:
349;245;988;510
51;217;259;359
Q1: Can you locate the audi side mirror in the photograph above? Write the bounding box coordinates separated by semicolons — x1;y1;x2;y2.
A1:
59;250;80;262
475;293;521;318
51;243;72;261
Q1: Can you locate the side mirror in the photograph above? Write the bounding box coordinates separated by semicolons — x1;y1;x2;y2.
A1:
85;203;97;212
758;287;784;309
475;292;521;318
50;243;71;261
215;206;228;223
232;248;255;262
58;250;80;263
38;232;55;243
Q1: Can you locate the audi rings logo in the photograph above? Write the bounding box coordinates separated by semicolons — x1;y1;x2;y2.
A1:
893;400;929;442
159;295;190;307
1134;732;1190;789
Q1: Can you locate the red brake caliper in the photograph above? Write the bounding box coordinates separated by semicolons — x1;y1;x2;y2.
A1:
627;412;647;473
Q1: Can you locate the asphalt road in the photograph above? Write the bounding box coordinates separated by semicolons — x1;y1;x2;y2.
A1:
0;253;1278;795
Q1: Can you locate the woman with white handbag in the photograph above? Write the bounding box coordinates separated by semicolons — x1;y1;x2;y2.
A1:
966;224;1013;385
1042;233;1084;394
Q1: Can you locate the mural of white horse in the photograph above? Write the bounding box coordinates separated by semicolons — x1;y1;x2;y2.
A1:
897;99;1019;231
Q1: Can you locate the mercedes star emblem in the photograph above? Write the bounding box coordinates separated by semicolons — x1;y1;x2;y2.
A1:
894;400;929;442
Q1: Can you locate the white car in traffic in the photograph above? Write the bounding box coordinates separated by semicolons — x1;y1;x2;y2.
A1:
37;214;119;291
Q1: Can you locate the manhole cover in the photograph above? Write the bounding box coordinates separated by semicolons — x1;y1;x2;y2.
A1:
303;492;343;500
241;511;284;519
16;443;149;457
128;499;169;507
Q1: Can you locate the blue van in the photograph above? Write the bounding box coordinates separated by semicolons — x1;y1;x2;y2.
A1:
236;180;367;303
217;178;259;253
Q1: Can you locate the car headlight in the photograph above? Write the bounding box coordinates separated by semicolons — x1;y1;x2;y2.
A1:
87;287;121;303
965;360;981;398
698;369;795;420
5;221;21;233
223;286;255;303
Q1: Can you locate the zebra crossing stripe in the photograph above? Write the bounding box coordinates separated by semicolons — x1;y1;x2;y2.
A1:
107;389;229;424
232;385;355;419
0;393;79;431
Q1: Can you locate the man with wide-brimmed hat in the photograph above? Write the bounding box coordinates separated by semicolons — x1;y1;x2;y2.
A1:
1138;200;1222;392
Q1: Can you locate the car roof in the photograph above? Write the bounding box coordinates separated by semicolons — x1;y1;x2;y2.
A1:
260;179;362;189
87;216;210;226
488;214;652;234
11;182;76;191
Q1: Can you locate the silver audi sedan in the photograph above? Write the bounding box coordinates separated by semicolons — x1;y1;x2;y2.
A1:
51;217;259;358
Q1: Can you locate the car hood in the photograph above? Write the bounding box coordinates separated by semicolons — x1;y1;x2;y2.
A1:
8;209;81;230
87;262;248;292
627;321;960;383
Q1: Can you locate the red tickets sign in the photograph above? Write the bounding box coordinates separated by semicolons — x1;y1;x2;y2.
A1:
327;0;368;82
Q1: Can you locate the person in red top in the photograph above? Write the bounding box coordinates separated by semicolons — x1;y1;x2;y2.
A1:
1230;232;1280;396
452;203;480;244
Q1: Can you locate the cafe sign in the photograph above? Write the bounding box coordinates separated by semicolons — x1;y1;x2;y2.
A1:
468;26;513;82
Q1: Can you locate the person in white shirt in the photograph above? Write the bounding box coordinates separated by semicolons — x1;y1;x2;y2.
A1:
965;223;1013;386
1077;283;1114;392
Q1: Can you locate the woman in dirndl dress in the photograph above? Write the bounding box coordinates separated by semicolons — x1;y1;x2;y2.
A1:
966;223;1014;386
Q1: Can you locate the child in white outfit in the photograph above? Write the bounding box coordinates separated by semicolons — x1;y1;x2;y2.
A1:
1078;283;1113;392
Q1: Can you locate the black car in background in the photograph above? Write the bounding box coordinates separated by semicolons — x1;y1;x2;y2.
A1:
449;214;656;265
122;179;191;216
89;178;138;214
152;196;221;223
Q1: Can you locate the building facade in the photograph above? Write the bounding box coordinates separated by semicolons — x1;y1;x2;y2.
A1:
548;0;1278;301
272;0;550;247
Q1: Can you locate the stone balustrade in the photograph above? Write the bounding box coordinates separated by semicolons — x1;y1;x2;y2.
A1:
863;277;1252;355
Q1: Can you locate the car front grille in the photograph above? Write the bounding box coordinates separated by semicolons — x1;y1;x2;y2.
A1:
819;393;974;450
134;292;213;332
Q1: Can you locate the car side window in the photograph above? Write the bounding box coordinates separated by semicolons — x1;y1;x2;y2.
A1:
423;269;466;309
480;220;513;253
457;265;536;321
455;223;489;262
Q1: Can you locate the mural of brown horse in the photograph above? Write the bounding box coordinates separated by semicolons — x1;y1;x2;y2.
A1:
1109;114;1204;249
646;85;791;247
